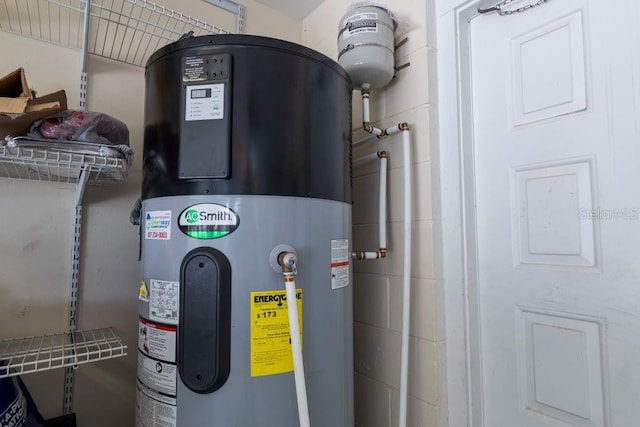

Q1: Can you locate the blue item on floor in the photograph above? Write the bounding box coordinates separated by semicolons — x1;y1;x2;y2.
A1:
0;368;46;427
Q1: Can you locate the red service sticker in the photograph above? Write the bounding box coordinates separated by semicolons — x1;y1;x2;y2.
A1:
145;211;171;241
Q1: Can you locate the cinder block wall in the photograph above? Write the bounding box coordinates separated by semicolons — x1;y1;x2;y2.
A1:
302;1;444;426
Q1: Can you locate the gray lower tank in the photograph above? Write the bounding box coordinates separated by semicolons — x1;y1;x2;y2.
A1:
136;195;353;426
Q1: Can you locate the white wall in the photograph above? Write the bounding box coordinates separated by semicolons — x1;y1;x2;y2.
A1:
0;1;300;426
302;1;444;426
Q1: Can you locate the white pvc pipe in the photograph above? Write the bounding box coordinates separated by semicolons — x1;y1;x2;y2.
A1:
398;129;412;427
379;156;387;250
362;93;370;123
285;276;311;427
385;124;401;135
355;251;383;260
356;90;412;427
352;152;387;253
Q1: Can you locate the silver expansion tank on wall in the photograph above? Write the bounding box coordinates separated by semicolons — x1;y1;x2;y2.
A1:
338;3;398;89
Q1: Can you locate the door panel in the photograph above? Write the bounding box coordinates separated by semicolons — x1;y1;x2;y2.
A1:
509;10;587;126
512;158;596;267
515;307;606;426
470;0;640;425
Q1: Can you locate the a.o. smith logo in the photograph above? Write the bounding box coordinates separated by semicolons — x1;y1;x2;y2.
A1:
178;204;239;239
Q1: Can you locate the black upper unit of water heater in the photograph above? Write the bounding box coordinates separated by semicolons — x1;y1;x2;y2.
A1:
143;35;353;203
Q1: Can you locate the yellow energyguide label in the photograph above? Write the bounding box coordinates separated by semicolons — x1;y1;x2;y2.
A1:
250;289;302;377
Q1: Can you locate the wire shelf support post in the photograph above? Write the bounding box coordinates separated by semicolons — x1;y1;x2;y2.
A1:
62;164;90;415
79;0;91;110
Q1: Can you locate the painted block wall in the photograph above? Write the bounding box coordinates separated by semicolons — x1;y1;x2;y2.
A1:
0;2;300;426
302;1;444;426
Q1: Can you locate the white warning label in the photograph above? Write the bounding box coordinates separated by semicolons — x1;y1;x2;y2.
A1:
185;84;224;121
342;12;379;40
138;317;177;363
137;352;177;396
145;211;171;240
331;239;350;289
149;280;179;325
136;380;177;427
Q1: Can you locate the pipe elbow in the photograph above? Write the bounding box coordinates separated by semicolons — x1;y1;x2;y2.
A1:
278;252;298;274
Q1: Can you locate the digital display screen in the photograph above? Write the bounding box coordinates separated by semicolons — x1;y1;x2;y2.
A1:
191;88;212;99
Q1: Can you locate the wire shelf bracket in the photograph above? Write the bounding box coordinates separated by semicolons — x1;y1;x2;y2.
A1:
203;0;244;33
63;165;89;415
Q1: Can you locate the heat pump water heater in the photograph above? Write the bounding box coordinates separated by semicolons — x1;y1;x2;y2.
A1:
135;35;353;426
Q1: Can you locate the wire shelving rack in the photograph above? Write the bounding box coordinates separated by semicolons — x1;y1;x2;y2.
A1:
0;328;128;379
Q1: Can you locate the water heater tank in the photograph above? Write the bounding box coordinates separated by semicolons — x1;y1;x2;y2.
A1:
136;35;354;427
337;3;397;89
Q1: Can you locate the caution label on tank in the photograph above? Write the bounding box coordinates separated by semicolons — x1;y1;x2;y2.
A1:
138;317;177;363
139;281;149;302
331;239;350;289
183;56;206;82
137;352;177;397
250;289;302;377
136;380;176;427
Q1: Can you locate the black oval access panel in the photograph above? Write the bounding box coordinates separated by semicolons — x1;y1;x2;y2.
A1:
179;247;231;394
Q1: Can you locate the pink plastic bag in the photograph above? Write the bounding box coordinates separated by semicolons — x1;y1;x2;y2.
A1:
28;110;129;146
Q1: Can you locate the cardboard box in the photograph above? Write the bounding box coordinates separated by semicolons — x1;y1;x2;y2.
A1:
0;90;67;139
0;68;32;114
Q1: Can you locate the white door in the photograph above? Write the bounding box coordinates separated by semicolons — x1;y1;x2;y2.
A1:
470;0;640;425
